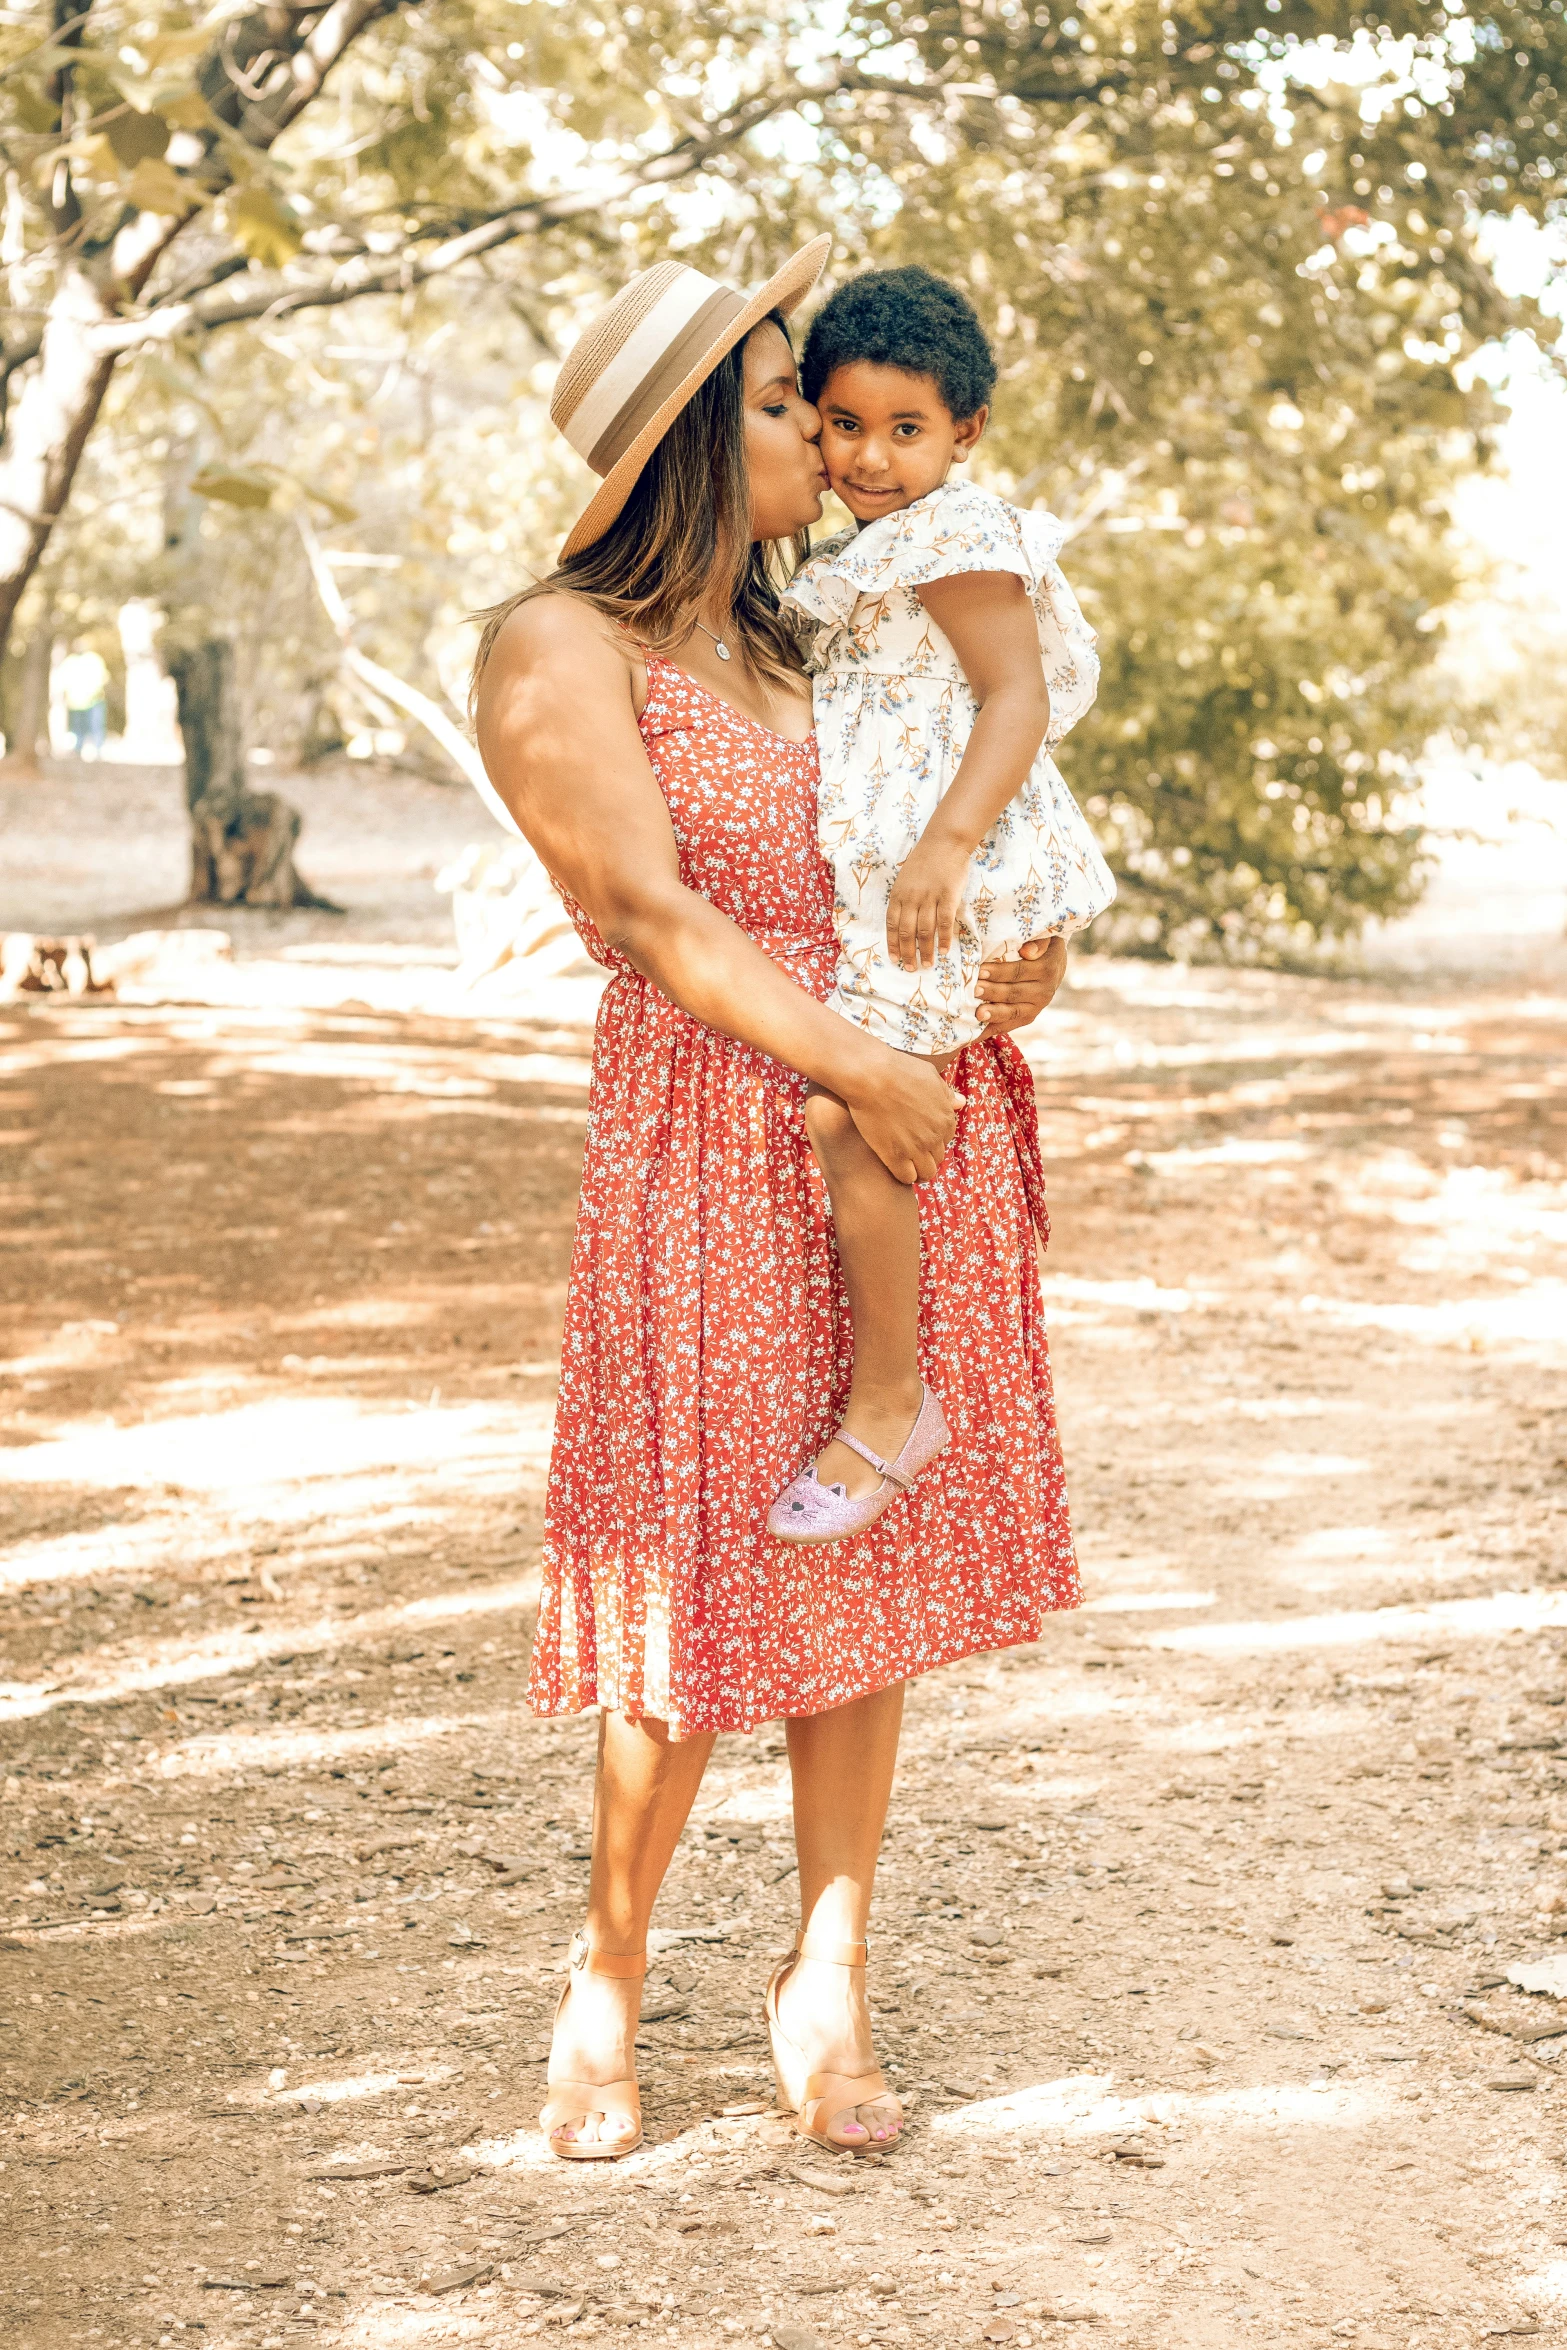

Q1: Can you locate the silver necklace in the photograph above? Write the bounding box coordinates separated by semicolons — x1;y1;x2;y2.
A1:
692;618;732;663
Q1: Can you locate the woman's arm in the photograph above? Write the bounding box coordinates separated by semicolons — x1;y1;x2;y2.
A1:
887;571;1051;972
473;597;957;1184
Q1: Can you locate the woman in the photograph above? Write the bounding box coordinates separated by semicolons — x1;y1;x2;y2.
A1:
473;235;1080;2162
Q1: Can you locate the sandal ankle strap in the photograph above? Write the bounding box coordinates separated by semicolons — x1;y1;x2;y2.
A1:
568;1930;647;1979
797;1931;868;1967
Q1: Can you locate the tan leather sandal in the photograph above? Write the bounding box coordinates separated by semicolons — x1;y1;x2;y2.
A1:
765;1931;903;2155
540;1931;646;2161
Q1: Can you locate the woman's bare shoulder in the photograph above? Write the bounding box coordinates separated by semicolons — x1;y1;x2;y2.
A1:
485;591;635;683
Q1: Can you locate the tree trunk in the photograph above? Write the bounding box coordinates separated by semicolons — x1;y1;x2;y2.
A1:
4;614;54;774
168;638;338;910
0;264;121;663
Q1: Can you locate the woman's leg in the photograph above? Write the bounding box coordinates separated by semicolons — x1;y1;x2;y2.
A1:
802;1087;924;1500
774;1680;907;2147
545;1709;714;2148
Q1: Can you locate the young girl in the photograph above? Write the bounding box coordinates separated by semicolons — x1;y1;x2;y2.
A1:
767;265;1115;1544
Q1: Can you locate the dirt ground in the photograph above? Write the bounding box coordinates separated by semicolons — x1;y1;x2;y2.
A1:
4;760;1567;2350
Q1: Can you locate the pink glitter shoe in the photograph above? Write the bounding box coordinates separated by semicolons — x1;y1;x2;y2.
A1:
767;1385;949;1545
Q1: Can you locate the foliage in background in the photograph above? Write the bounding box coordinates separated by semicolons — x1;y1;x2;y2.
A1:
2;0;1564;952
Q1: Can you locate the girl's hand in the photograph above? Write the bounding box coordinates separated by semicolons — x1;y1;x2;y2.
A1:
886;833;973;970
842;1050;958;1185
979;936;1067;1034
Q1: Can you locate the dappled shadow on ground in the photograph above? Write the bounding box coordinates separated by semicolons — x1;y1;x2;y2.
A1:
3;968;1567;2350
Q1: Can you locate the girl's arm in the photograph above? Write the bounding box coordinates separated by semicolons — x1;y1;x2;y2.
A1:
887;570;1050;972
474;594;958;1184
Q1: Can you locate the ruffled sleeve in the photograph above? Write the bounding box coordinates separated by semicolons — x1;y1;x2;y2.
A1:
1015;501;1101;751
783;483;1100;746
782;527;861;632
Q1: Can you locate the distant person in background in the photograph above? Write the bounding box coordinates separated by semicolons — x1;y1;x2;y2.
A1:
60;646;109;760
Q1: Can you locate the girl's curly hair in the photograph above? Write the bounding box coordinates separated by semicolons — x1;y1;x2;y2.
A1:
801;266;997;419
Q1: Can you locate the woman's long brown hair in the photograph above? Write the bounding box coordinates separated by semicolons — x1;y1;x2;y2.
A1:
471;315;809;701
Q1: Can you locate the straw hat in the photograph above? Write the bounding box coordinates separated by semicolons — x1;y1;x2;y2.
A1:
552;234;832;559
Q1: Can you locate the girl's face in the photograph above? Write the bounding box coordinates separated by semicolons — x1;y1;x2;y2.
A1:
816;362;987;525
742;322;830;542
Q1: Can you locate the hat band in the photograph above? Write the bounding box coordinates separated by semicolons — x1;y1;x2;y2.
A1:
572;283;750;479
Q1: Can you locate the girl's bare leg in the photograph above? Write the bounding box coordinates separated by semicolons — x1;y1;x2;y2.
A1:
775;1681;906;2147
803;1085;924;1499
546;1710;714;2147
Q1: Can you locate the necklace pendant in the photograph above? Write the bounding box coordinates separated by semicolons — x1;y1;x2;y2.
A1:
714;639;731;661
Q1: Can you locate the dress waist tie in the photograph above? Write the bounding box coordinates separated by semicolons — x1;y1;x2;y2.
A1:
982;1033;1051;1250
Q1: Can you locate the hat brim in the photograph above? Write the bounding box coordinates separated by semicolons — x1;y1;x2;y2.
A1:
559;234;832;562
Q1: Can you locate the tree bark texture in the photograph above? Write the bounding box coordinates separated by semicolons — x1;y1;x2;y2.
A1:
4;614;54;774
0;267;121;658
169;638;337;911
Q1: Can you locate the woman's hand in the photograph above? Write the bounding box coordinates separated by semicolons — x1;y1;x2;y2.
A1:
977;937;1068;1035
842;1051;959;1186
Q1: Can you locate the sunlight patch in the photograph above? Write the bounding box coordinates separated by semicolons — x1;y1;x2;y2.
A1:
1297;1281;1567;1350
1146;1586;1567;1655
931;2074;1377;2140
280;2070;427;2107
0;1573;544;1722
1142;1138;1310;1171
1040;1273;1204;1315
0;1394;552;1493
0;1912;175;1947
1516;2260;1567;2310
1081;1590;1216;1614
1254;1452;1370;1478
1288;1524;1397;1559
152;1713;483;1777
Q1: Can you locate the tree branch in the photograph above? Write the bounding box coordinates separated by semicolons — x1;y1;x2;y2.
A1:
825;65;1132;107
297;509;529;843
6;76;835;364
246;0;405;148
190;0;403;154
3;44;1153;378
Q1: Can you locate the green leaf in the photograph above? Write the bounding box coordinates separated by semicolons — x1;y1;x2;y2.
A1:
12;77;56;134
303;485;359;526
190;466;276;510
121;155;197;216
106;108;170;169
162;91;217;131
141;27;215;67
223;184;303;268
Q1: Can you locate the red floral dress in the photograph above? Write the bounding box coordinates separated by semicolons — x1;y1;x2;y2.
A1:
528;654;1079;1738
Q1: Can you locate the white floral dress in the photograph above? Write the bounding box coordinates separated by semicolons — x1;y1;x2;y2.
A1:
784;479;1116;1055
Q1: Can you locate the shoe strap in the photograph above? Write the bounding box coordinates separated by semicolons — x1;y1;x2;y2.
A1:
797;1932;869;1967
543;2075;641;2108
803;2066;886;2104
568;1930;647;1979
833;1430;914;1490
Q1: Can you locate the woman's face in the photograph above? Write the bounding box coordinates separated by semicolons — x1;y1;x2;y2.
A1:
742;321;828;543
